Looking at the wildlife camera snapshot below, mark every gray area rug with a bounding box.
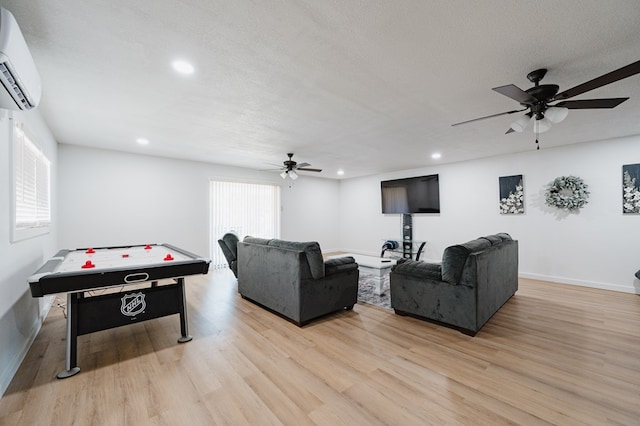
[358,275,391,310]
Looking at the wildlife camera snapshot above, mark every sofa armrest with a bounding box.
[391,259,442,281]
[325,256,358,276]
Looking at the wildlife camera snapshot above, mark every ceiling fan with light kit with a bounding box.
[452,60,640,149]
[264,153,322,180]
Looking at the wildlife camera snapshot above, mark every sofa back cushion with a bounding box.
[441,238,491,284]
[243,236,271,246]
[267,239,325,279]
[478,233,512,246]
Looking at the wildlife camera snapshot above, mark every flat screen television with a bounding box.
[381,174,440,214]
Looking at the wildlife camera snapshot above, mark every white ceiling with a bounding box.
[4,0,640,178]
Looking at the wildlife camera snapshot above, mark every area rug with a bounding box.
[358,275,391,310]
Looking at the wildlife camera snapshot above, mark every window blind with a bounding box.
[14,125,51,230]
[210,180,280,268]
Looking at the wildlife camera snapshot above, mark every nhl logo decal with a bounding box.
[121,292,146,317]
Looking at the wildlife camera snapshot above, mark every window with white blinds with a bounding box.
[12,123,51,241]
[210,180,280,268]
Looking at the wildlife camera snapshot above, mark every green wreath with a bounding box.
[545,176,590,211]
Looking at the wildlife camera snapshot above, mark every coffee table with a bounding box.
[329,254,396,295]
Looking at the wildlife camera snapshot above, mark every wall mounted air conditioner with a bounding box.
[0,7,41,110]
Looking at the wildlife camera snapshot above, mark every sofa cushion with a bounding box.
[267,239,325,279]
[243,236,271,245]
[392,260,442,281]
[441,238,491,284]
[325,256,358,275]
[463,239,493,252]
[480,234,502,245]
[479,233,512,246]
[495,232,512,241]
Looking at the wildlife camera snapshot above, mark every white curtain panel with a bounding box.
[210,180,280,268]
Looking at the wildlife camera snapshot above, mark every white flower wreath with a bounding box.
[544,175,590,211]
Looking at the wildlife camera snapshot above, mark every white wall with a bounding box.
[58,145,341,257]
[338,136,640,294]
[0,109,58,396]
[280,177,340,251]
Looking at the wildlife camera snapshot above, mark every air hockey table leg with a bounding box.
[57,292,80,379]
[176,277,193,343]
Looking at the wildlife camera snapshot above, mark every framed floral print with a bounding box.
[499,175,524,215]
[623,164,640,214]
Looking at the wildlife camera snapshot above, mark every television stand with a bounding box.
[381,239,426,261]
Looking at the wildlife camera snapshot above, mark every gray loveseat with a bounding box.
[237,237,359,326]
[390,233,518,335]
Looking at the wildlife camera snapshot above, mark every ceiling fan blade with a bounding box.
[554,98,629,109]
[296,162,311,168]
[297,168,322,172]
[451,108,527,126]
[260,168,284,172]
[492,84,538,105]
[555,60,640,100]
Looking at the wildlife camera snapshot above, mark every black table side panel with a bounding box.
[75,284,183,335]
[30,260,210,297]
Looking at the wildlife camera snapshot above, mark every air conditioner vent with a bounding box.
[0,62,32,109]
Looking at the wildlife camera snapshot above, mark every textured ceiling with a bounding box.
[4,0,640,178]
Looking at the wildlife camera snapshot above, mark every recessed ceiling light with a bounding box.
[337,169,345,176]
[172,60,194,75]
[431,153,441,159]
[136,138,149,145]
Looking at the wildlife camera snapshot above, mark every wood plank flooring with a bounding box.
[1,271,639,425]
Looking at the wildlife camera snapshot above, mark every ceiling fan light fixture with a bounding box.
[510,114,531,132]
[533,116,552,133]
[545,106,569,124]
[280,171,287,179]
[289,170,298,180]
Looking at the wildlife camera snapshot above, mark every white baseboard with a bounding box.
[519,272,639,294]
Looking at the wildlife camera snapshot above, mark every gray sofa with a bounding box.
[237,237,359,326]
[390,233,518,335]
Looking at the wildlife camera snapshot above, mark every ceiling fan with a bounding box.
[452,59,640,148]
[266,153,322,180]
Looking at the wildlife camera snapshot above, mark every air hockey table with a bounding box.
[28,243,210,379]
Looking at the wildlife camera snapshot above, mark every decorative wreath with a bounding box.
[544,175,590,211]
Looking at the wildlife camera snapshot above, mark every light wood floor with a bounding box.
[1,271,639,425]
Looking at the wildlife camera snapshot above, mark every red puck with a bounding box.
[144,244,152,250]
[86,248,95,254]
[164,254,174,261]
[122,254,129,258]
[81,260,95,269]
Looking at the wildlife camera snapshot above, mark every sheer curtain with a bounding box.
[210,180,281,268]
